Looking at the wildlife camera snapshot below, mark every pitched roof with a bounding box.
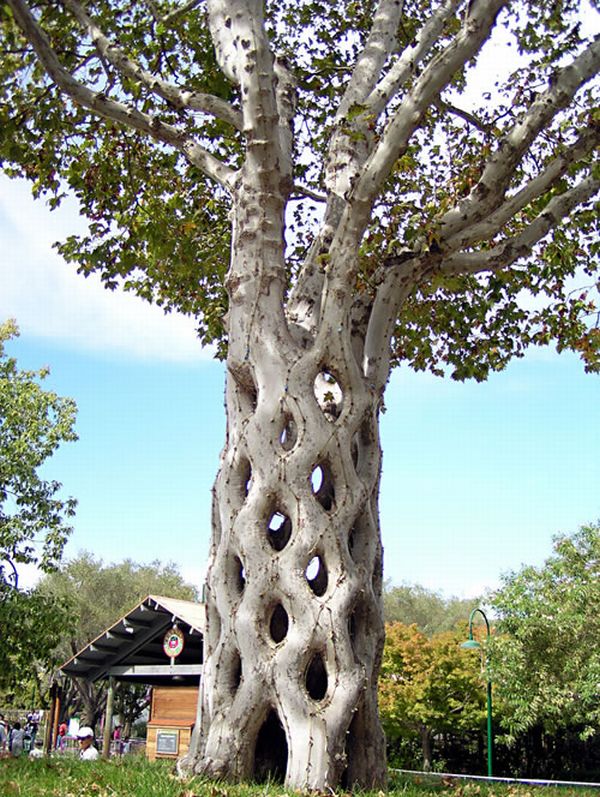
[60,594,205,685]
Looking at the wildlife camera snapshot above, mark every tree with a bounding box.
[36,552,199,727]
[383,581,479,635]
[379,622,485,771]
[0,319,77,690]
[490,522,600,744]
[1,0,598,788]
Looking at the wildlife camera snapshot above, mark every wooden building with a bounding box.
[58,595,204,760]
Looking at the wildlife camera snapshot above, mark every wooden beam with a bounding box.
[90,615,173,682]
[107,664,203,677]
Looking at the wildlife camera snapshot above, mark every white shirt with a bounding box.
[80,745,100,760]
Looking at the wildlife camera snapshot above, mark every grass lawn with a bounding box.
[0,757,597,797]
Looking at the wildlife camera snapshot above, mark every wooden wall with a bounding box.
[151,686,198,723]
[146,685,198,761]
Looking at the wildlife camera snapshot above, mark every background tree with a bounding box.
[0,319,77,692]
[383,581,479,634]
[490,522,600,765]
[36,552,199,728]
[379,622,485,771]
[1,0,598,787]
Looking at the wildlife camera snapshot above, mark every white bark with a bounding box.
[440,175,600,276]
[6,0,236,189]
[193,266,387,787]
[437,36,600,243]
[61,0,243,129]
[353,0,509,209]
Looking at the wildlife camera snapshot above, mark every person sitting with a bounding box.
[29,739,44,759]
[76,727,99,761]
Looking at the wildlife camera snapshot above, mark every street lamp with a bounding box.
[461,607,493,777]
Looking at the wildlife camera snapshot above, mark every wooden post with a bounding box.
[102,678,115,759]
[52,688,62,751]
[43,683,58,755]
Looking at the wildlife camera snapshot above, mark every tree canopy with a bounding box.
[383,581,480,634]
[38,551,200,660]
[490,521,600,743]
[0,319,77,591]
[0,319,77,690]
[1,0,598,375]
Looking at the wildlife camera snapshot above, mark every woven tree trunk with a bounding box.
[184,164,388,789]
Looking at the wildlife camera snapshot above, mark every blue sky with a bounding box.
[1,173,599,600]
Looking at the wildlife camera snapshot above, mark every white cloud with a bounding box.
[0,175,215,362]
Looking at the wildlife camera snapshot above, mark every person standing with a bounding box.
[9,722,25,757]
[0,715,7,752]
[56,720,67,751]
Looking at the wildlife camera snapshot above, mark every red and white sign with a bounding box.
[163,627,185,659]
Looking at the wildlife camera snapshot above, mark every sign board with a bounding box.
[156,729,179,755]
[163,627,185,659]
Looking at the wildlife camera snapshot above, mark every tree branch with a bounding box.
[362,261,419,386]
[6,0,236,189]
[438,35,600,241]
[434,95,491,134]
[161,0,203,25]
[323,0,406,201]
[339,0,406,113]
[206,0,292,187]
[445,124,600,250]
[440,175,600,276]
[354,0,508,208]
[60,0,242,130]
[364,0,463,117]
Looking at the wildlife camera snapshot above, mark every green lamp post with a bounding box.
[461,607,493,777]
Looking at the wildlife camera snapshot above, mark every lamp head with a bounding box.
[461,638,482,650]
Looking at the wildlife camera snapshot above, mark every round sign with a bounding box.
[163,627,185,659]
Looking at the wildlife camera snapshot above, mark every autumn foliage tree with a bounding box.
[1,0,598,788]
[379,622,485,770]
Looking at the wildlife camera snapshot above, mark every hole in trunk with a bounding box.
[311,462,335,511]
[280,415,297,451]
[354,414,376,476]
[269,603,289,643]
[348,599,368,659]
[228,554,245,595]
[305,555,328,597]
[348,514,369,564]
[351,435,359,469]
[267,511,292,551]
[240,458,252,497]
[245,382,258,412]
[228,649,242,694]
[372,549,383,595]
[348,610,356,648]
[254,709,288,783]
[311,465,323,493]
[314,370,343,421]
[305,652,328,701]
